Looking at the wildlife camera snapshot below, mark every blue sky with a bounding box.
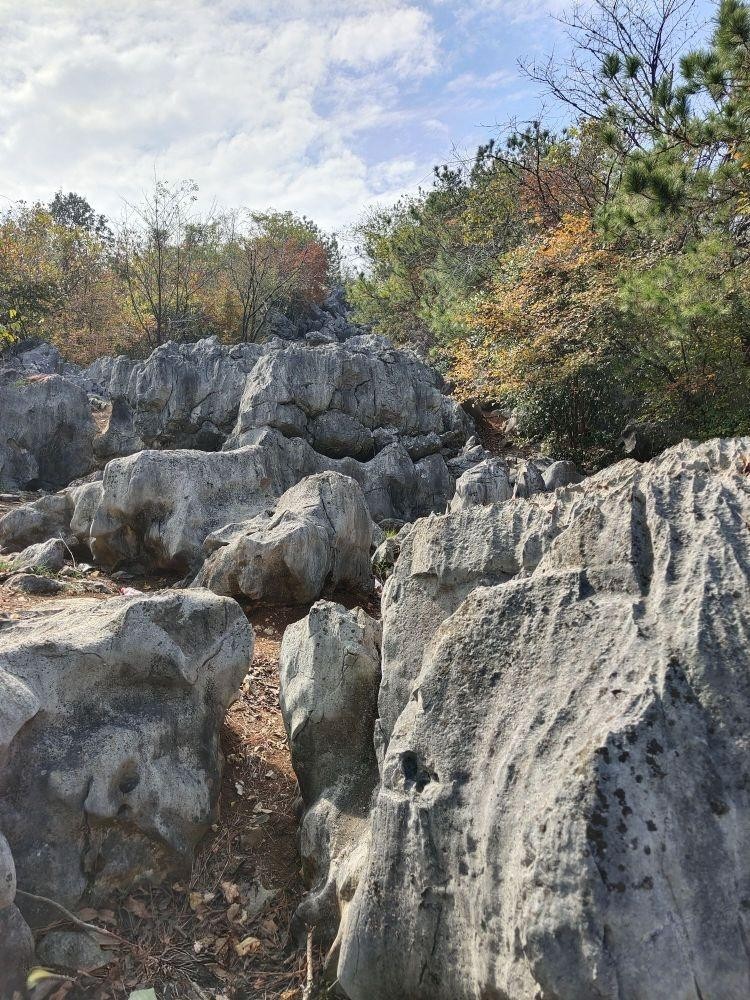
[0,0,716,234]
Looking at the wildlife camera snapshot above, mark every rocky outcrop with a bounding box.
[279,602,381,955]
[194,472,374,603]
[226,336,472,462]
[0,373,95,490]
[0,478,104,554]
[278,437,750,1000]
[90,338,271,459]
[449,456,512,511]
[87,429,456,572]
[0,492,76,552]
[543,458,582,490]
[88,434,315,571]
[0,590,252,924]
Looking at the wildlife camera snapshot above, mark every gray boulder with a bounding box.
[449,457,512,511]
[69,480,104,546]
[0,479,104,554]
[194,472,374,604]
[227,336,472,462]
[2,538,66,575]
[3,574,68,595]
[543,459,583,490]
[89,435,316,571]
[511,458,546,498]
[0,491,77,551]
[0,374,95,490]
[323,436,750,1000]
[88,431,455,572]
[280,602,381,955]
[0,834,33,998]
[90,338,271,458]
[0,590,251,923]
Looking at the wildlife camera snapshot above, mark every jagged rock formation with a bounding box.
[449,456,512,511]
[543,458,583,490]
[0,590,252,924]
[194,472,374,603]
[89,338,271,458]
[226,335,472,462]
[279,602,381,954]
[0,477,103,553]
[0,538,66,574]
[85,428,455,572]
[0,373,95,490]
[282,437,750,1000]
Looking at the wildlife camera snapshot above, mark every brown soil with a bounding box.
[473,407,535,461]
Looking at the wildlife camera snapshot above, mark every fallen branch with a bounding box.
[16,889,128,945]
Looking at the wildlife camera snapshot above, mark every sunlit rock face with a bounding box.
[0,589,252,925]
[309,437,750,1000]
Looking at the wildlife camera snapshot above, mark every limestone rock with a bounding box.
[89,435,315,571]
[280,602,381,953]
[543,459,582,490]
[3,574,68,595]
[0,374,94,490]
[88,431,454,572]
[3,538,66,574]
[0,905,34,997]
[0,832,15,909]
[0,589,252,923]
[36,930,112,972]
[0,833,33,998]
[449,457,512,511]
[227,336,472,461]
[90,338,271,458]
[0,492,76,551]
[335,436,750,1000]
[194,472,374,604]
[511,458,546,497]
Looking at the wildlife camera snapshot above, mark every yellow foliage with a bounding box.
[450,214,621,400]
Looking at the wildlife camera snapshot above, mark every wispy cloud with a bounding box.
[0,0,574,229]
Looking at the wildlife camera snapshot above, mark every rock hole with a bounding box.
[119,770,140,795]
[401,751,436,792]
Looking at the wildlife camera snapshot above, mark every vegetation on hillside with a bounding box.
[0,183,340,363]
[350,0,750,464]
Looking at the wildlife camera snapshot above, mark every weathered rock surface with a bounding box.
[0,479,104,554]
[0,833,34,997]
[194,472,374,604]
[0,590,252,923]
[227,336,472,462]
[290,436,750,1000]
[0,492,77,551]
[0,374,95,490]
[36,930,112,972]
[280,602,381,954]
[90,337,271,458]
[3,573,68,595]
[2,538,66,574]
[88,430,455,572]
[449,456,512,511]
[543,458,582,490]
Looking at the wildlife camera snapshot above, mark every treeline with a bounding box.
[0,182,340,363]
[349,0,750,465]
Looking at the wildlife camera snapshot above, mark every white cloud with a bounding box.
[0,0,439,230]
[445,68,518,93]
